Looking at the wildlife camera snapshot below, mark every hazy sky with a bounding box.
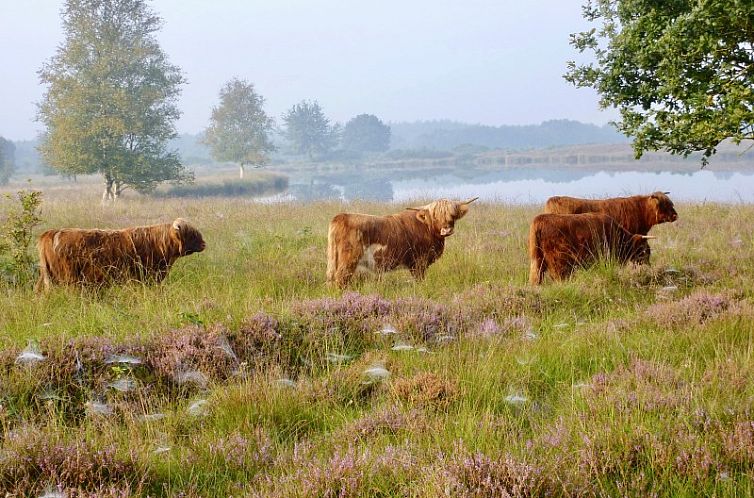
[0,0,615,141]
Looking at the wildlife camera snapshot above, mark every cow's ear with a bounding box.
[456,204,470,219]
[414,209,429,224]
[172,218,184,231]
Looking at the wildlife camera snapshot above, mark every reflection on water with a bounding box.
[276,166,754,204]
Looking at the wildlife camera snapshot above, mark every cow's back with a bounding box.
[544,196,601,215]
[545,195,652,235]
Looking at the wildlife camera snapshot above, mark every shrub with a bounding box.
[0,188,42,285]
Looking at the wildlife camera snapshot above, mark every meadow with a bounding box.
[1,183,753,497]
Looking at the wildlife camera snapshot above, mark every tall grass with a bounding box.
[1,187,753,496]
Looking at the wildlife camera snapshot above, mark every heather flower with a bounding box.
[145,324,238,385]
[436,444,550,497]
[233,313,281,360]
[586,359,689,413]
[253,443,420,497]
[470,316,534,340]
[206,428,274,471]
[472,318,502,338]
[0,426,147,496]
[722,421,754,465]
[392,297,452,341]
[645,291,748,328]
[293,292,392,337]
[341,406,426,440]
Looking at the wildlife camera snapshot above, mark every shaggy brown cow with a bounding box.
[326,198,478,288]
[528,213,653,285]
[543,192,678,235]
[36,218,205,291]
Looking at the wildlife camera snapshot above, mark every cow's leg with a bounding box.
[34,274,50,293]
[335,260,358,288]
[410,265,427,281]
[331,243,361,289]
[548,260,568,282]
[35,251,52,294]
[528,256,545,285]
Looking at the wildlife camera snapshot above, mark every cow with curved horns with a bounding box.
[36,218,205,291]
[528,212,654,285]
[544,191,678,236]
[326,197,478,288]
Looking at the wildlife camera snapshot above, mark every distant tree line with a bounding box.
[389,120,628,151]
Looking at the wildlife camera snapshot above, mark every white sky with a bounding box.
[0,0,615,141]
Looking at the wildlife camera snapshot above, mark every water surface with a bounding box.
[273,166,754,204]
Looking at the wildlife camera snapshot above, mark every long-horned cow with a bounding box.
[326,198,478,288]
[528,212,654,285]
[544,192,678,236]
[36,218,205,291]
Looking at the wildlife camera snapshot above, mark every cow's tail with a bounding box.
[326,220,338,285]
[528,219,545,285]
[35,232,53,293]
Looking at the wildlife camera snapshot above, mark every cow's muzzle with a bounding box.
[440,227,454,237]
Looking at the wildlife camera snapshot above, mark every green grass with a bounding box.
[1,191,754,496]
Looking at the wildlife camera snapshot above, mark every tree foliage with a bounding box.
[341,114,391,153]
[0,189,43,286]
[566,0,754,164]
[37,0,191,199]
[203,78,275,178]
[0,137,15,185]
[282,100,339,159]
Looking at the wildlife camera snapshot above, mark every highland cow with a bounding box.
[36,218,205,291]
[326,198,478,288]
[528,212,653,285]
[544,191,678,235]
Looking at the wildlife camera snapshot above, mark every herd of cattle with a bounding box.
[34,192,678,291]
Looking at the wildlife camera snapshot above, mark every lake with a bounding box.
[269,166,754,204]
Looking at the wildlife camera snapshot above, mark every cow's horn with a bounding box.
[640,235,657,239]
[462,197,479,205]
[663,191,670,195]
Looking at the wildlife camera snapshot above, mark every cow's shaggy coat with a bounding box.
[528,212,652,285]
[36,218,205,291]
[544,191,678,235]
[326,198,476,288]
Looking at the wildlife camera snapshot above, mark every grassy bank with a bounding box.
[1,194,753,496]
[154,171,289,198]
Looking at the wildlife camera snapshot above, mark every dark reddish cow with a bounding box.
[544,192,678,235]
[326,198,478,288]
[36,218,205,291]
[528,212,653,285]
